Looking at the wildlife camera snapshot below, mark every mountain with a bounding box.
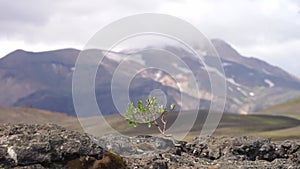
[211,39,300,113]
[0,49,78,114]
[1,39,300,116]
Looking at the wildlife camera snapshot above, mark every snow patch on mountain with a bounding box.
[237,87,248,96]
[154,71,162,81]
[227,78,240,86]
[222,62,232,67]
[264,79,275,88]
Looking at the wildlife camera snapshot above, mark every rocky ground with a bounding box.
[0,124,299,169]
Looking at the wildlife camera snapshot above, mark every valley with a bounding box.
[1,105,299,141]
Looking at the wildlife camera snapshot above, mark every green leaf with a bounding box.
[158,105,166,114]
[129,121,137,127]
[170,104,176,110]
[125,114,130,121]
[147,122,152,128]
[137,100,146,112]
[125,97,177,133]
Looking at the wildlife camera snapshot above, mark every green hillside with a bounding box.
[258,97,300,120]
[0,107,83,132]
[78,110,300,141]
[1,107,299,141]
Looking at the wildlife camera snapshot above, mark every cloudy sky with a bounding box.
[1,0,299,77]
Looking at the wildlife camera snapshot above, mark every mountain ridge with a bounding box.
[1,39,300,115]
[211,39,300,83]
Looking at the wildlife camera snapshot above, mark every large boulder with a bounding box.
[96,134,175,157]
[0,124,126,169]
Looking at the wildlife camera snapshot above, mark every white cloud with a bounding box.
[0,0,299,77]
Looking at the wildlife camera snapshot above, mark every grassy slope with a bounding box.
[1,107,299,141]
[252,97,300,140]
[258,97,300,120]
[0,106,83,132]
[78,110,300,141]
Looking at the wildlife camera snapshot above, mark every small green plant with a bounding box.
[125,97,176,137]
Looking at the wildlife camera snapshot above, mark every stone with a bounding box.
[0,124,126,168]
[122,136,300,169]
[1,124,299,169]
[96,134,175,158]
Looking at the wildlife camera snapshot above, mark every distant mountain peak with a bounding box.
[211,39,243,61]
[211,38,229,45]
